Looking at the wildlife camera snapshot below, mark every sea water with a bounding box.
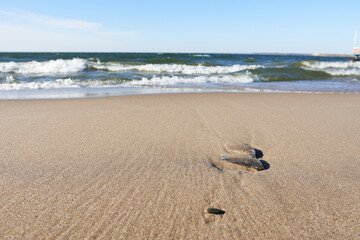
[0,52,359,99]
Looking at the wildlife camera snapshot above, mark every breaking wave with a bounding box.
[297,60,360,69]
[5,76,16,83]
[323,69,360,76]
[0,78,81,90]
[91,62,262,74]
[0,73,255,90]
[1,54,360,95]
[125,72,255,86]
[294,60,360,76]
[0,58,262,75]
[0,59,87,74]
[193,54,211,57]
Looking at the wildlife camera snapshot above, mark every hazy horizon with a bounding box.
[0,51,353,56]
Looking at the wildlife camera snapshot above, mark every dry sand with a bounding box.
[0,93,359,239]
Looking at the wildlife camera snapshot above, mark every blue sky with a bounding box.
[0,0,359,53]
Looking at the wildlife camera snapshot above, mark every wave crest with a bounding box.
[193,54,210,57]
[0,58,262,75]
[294,60,360,76]
[0,78,80,90]
[92,63,262,74]
[297,60,360,69]
[323,69,360,76]
[125,72,255,86]
[0,58,87,74]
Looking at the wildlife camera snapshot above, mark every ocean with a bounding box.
[1,52,359,99]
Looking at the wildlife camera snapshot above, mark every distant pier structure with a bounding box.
[353,31,360,61]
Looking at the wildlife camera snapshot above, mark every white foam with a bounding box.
[324,69,360,76]
[301,61,360,69]
[0,58,87,74]
[0,78,80,90]
[5,76,16,83]
[193,54,211,57]
[125,72,255,86]
[0,58,262,76]
[92,62,262,74]
[300,60,360,76]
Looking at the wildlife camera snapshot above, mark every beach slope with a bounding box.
[0,93,359,239]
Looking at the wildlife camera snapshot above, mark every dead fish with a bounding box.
[207,208,225,215]
[221,155,264,171]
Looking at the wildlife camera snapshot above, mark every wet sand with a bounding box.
[0,93,359,239]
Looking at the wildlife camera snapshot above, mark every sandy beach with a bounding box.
[0,92,359,239]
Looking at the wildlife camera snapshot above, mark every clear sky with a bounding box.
[0,0,359,53]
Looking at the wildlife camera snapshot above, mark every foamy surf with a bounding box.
[126,72,255,86]
[5,76,16,83]
[323,69,360,76]
[296,60,360,76]
[0,73,255,90]
[1,52,360,99]
[0,58,87,74]
[300,60,360,69]
[0,78,80,90]
[193,54,211,57]
[91,62,263,74]
[0,58,262,75]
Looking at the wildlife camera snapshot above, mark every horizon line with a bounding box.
[0,51,354,56]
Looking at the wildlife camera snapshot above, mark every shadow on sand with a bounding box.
[254,148,270,171]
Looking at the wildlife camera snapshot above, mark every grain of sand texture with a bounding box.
[0,93,359,239]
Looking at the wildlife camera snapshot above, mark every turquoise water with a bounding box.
[0,52,359,99]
